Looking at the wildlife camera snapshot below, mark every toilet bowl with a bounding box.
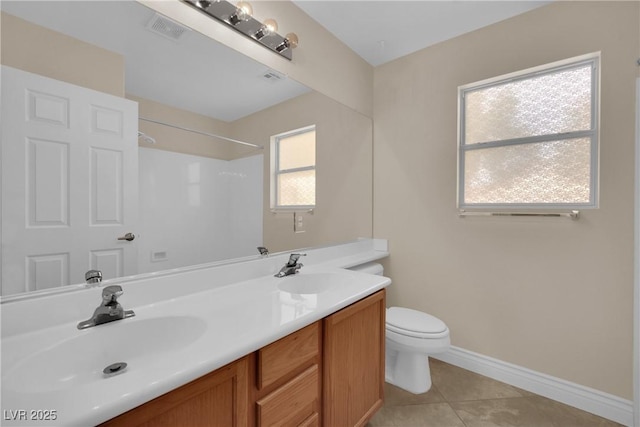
[385,307,450,394]
[348,262,450,395]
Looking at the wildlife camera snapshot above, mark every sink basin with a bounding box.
[2,316,207,394]
[277,272,349,294]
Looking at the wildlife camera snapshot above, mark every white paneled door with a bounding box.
[1,66,138,296]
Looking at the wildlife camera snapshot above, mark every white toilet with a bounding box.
[385,306,450,394]
[349,262,450,394]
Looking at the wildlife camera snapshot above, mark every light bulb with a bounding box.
[237,2,253,18]
[254,19,278,40]
[285,33,298,49]
[229,1,253,25]
[263,19,278,36]
[276,32,299,52]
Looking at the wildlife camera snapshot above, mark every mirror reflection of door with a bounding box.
[1,66,139,296]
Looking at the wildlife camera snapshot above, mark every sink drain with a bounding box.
[103,362,127,377]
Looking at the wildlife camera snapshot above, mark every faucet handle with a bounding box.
[287,253,306,266]
[102,285,123,303]
[85,269,102,284]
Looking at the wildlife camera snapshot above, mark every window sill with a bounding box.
[458,209,580,220]
[270,207,315,214]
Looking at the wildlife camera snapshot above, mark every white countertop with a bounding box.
[1,239,390,426]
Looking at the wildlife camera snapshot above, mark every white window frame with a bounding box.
[270,125,316,211]
[457,53,600,210]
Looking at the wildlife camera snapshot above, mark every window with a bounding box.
[271,125,316,209]
[458,53,599,209]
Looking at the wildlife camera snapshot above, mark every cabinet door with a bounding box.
[100,357,249,427]
[323,290,385,427]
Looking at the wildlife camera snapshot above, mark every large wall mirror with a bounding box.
[0,1,373,299]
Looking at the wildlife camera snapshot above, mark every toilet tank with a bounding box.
[348,262,383,276]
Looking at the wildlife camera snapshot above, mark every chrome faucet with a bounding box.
[275,253,306,278]
[257,246,269,256]
[77,285,135,330]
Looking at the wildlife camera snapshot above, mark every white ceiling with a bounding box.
[2,1,551,121]
[294,1,551,66]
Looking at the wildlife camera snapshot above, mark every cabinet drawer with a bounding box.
[258,322,319,390]
[257,365,319,427]
[299,413,319,427]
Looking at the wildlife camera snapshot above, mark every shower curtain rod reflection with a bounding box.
[138,117,264,149]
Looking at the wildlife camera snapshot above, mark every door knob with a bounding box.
[117,232,135,241]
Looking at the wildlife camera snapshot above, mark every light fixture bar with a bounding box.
[183,0,296,61]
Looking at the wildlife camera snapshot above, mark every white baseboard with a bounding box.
[432,346,634,426]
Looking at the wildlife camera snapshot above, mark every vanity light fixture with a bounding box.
[195,0,215,8]
[276,33,298,53]
[254,19,277,40]
[184,0,298,60]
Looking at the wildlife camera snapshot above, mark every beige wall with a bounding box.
[1,12,124,97]
[373,1,639,399]
[138,0,374,117]
[232,91,373,252]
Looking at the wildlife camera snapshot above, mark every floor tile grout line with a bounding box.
[447,402,470,427]
[443,395,538,405]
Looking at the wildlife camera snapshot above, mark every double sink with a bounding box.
[1,268,388,426]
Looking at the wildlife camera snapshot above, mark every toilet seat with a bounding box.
[386,307,448,339]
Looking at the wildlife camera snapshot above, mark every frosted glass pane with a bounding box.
[464,138,591,204]
[278,170,315,206]
[465,65,592,144]
[279,130,315,170]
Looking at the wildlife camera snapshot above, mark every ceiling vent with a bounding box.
[261,69,285,83]
[145,13,190,42]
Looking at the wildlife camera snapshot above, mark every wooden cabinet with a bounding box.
[100,357,249,427]
[323,290,386,427]
[257,322,320,390]
[253,322,322,427]
[102,290,385,427]
[256,365,319,426]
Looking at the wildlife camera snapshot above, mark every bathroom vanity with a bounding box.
[101,290,385,427]
[1,239,390,427]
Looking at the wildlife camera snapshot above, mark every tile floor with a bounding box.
[368,359,623,427]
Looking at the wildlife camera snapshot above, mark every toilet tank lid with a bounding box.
[387,307,447,334]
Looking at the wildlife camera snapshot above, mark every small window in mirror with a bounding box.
[271,125,316,210]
